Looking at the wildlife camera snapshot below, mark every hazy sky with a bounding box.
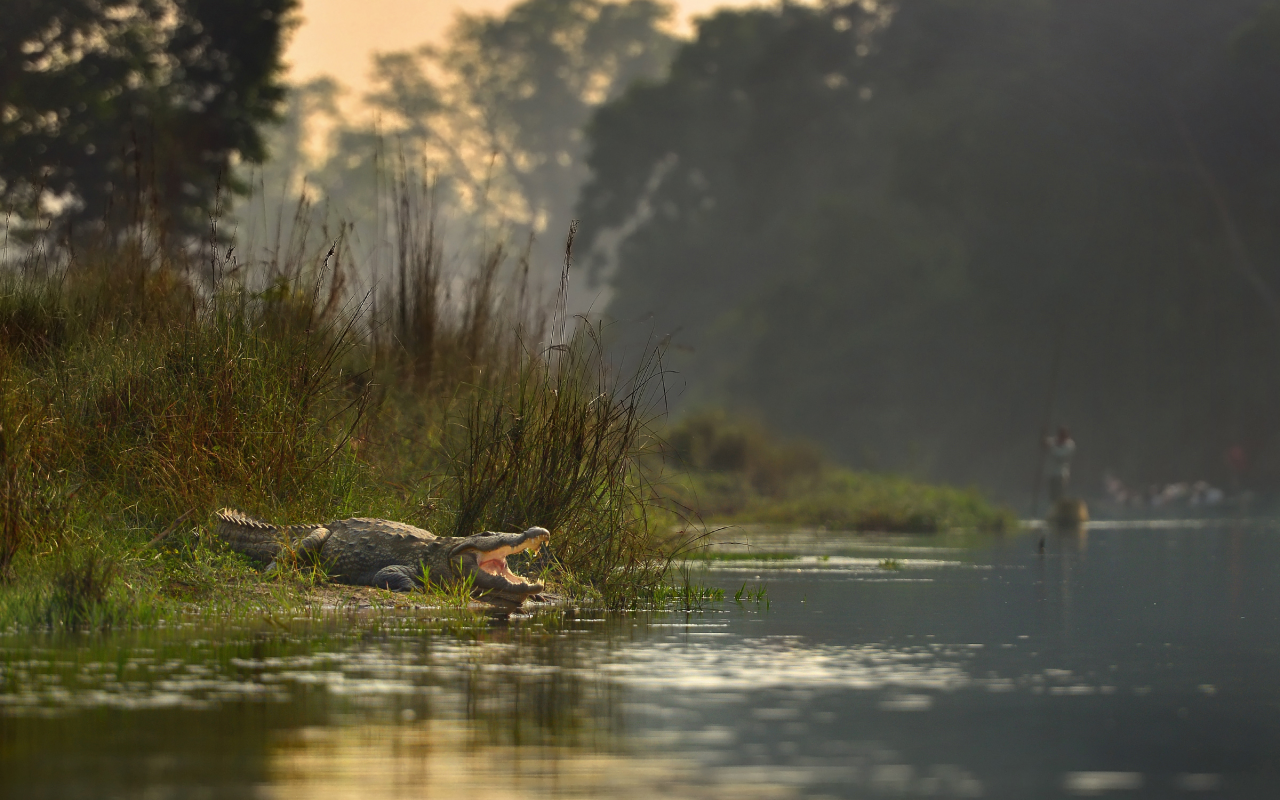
[286,0,766,95]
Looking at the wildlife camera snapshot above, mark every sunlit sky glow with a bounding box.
[285,0,771,98]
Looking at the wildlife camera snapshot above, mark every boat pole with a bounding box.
[1030,323,1066,519]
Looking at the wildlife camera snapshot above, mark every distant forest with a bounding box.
[578,0,1280,502]
[7,0,1280,503]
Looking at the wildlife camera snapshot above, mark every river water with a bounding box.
[2,523,1277,798]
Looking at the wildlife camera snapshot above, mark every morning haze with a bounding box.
[285,0,757,101]
[3,2,1279,795]
[296,0,1280,505]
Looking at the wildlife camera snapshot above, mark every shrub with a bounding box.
[443,320,676,604]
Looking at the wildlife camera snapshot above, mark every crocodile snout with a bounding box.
[452,527,551,600]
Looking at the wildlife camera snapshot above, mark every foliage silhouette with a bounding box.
[579,0,1280,499]
[2,0,295,240]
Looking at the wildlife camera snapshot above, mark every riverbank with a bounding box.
[0,210,684,629]
[658,411,1014,533]
[0,229,1008,631]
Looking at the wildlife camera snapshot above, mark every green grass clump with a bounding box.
[439,321,678,605]
[0,254,370,628]
[415,567,482,609]
[733,582,769,604]
[648,567,725,610]
[24,554,164,629]
[661,410,1013,533]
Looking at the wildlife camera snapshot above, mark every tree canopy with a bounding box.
[578,0,1280,498]
[1,0,296,240]
[245,0,677,300]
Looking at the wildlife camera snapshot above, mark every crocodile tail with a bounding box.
[214,508,287,562]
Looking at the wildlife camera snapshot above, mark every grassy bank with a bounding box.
[660,411,1013,533]
[0,196,682,629]
[0,206,1008,630]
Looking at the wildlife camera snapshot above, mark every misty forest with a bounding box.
[7,1,1280,796]
[583,0,1280,502]
[9,0,1280,507]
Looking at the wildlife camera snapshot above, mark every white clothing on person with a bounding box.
[1044,437,1075,478]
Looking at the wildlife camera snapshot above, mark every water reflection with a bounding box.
[267,722,775,800]
[3,524,1280,798]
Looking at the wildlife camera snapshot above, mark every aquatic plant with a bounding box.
[645,563,727,611]
[649,580,725,611]
[733,582,768,604]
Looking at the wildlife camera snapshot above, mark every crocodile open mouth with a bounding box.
[454,527,550,598]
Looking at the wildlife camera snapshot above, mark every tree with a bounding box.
[1,0,296,241]
[244,0,678,307]
[578,0,1280,497]
[440,0,678,235]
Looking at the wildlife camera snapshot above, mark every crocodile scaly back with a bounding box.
[213,508,315,563]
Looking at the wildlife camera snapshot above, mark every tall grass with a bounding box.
[0,167,1011,629]
[357,171,689,604]
[443,320,675,604]
[0,172,685,622]
[0,384,64,583]
[4,228,369,522]
[374,169,547,390]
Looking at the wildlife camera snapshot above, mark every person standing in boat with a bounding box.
[1044,426,1076,503]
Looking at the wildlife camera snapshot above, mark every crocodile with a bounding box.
[213,509,550,606]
